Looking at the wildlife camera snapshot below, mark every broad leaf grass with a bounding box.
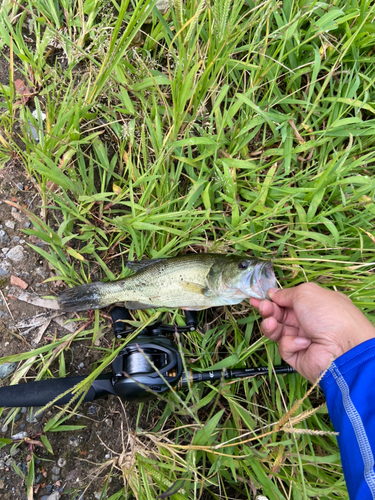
[0,0,375,498]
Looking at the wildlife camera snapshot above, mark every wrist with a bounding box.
[339,325,375,357]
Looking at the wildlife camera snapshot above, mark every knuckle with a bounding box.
[281,307,289,324]
[336,291,352,303]
[300,282,319,291]
[296,282,319,296]
[278,343,286,359]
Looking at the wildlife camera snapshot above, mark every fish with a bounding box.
[57,253,276,312]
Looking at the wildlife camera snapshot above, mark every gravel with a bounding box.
[11,431,28,440]
[0,263,10,276]
[40,492,61,500]
[26,407,44,423]
[6,245,24,263]
[0,362,17,378]
[51,466,61,476]
[0,230,9,245]
[88,405,97,415]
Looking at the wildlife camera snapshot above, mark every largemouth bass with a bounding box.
[58,254,276,312]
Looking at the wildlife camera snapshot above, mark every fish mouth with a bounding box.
[250,261,277,300]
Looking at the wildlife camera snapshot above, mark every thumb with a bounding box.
[268,287,298,308]
[278,336,311,363]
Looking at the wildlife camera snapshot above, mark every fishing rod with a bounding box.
[0,307,295,407]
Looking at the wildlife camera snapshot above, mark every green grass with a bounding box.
[1,0,375,497]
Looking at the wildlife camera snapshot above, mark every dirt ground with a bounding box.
[0,58,158,500]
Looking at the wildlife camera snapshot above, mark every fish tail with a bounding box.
[58,281,123,312]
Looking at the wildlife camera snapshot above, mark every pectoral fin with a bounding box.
[180,281,213,297]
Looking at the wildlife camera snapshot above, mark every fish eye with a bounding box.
[238,261,249,270]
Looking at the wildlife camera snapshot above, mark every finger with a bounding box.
[267,287,297,308]
[278,335,311,363]
[250,298,262,309]
[268,282,323,308]
[257,300,299,328]
[260,317,299,343]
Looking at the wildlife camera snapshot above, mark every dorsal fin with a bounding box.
[126,258,167,273]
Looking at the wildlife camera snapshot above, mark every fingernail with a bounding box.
[268,288,279,296]
[294,337,311,348]
[263,318,271,330]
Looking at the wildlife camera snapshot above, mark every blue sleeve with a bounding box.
[320,338,375,499]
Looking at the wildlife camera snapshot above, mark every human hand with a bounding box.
[250,283,375,383]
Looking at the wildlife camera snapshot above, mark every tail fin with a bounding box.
[58,282,120,312]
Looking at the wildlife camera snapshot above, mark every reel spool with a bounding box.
[111,337,183,402]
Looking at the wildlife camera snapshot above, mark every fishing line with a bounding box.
[124,350,155,376]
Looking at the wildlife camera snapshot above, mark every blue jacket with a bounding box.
[321,338,375,499]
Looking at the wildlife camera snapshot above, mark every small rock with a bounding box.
[16,183,24,190]
[104,418,112,428]
[46,491,61,500]
[0,230,9,245]
[0,460,4,469]
[6,246,24,263]
[35,267,48,279]
[51,474,60,482]
[1,247,9,254]
[26,407,43,423]
[51,466,60,476]
[0,363,17,379]
[57,458,66,467]
[0,478,4,488]
[69,437,79,447]
[0,264,10,276]
[5,221,15,230]
[11,211,23,223]
[12,236,20,243]
[21,407,27,413]
[16,461,28,474]
[11,431,28,440]
[1,425,8,433]
[10,275,28,290]
[25,222,31,228]
[88,406,97,415]
[46,484,53,493]
[77,362,84,370]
